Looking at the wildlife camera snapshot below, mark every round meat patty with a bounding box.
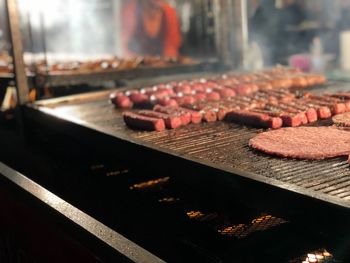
[249,126,350,159]
[332,112,350,127]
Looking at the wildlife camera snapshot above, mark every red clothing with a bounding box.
[121,1,182,57]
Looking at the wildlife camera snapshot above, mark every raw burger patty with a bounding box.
[249,126,350,159]
[333,112,350,127]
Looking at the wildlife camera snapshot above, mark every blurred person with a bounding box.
[121,0,182,58]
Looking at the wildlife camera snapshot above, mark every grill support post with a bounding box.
[5,0,29,105]
[213,0,249,69]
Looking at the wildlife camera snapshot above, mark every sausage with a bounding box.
[252,108,300,128]
[182,95,197,105]
[158,98,178,107]
[217,87,236,98]
[141,86,158,95]
[191,83,206,92]
[111,94,133,109]
[290,76,308,89]
[138,110,182,129]
[174,84,192,94]
[193,92,207,101]
[154,105,203,124]
[307,98,346,115]
[216,106,237,121]
[129,93,150,105]
[206,92,221,101]
[150,90,172,100]
[299,100,332,119]
[270,79,292,89]
[263,105,303,127]
[305,95,349,114]
[225,109,282,129]
[233,84,254,95]
[201,108,218,122]
[174,96,198,106]
[283,102,318,123]
[123,111,165,131]
[179,107,203,124]
[156,86,175,96]
[203,81,218,89]
[153,105,191,125]
[266,103,308,125]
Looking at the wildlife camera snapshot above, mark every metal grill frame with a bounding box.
[23,81,350,215]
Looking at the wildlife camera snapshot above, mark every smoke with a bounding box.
[18,0,120,63]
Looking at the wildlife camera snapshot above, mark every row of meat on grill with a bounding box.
[110,67,326,110]
[118,89,350,132]
[109,67,329,131]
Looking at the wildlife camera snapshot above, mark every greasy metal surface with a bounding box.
[0,162,165,263]
[31,81,350,209]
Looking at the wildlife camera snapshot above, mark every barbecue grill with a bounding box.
[3,0,350,261]
[6,103,350,262]
[23,80,350,215]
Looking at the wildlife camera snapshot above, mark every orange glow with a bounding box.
[301,249,333,263]
[129,176,170,190]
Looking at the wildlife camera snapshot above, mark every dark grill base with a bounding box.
[4,114,350,263]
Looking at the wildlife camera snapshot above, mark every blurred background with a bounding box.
[2,0,349,67]
[1,0,350,105]
[1,0,350,71]
[2,2,350,262]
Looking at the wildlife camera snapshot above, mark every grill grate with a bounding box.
[137,121,350,202]
[33,81,350,209]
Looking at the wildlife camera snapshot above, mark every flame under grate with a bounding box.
[288,249,337,263]
[186,210,288,239]
[217,214,288,239]
[129,177,170,191]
